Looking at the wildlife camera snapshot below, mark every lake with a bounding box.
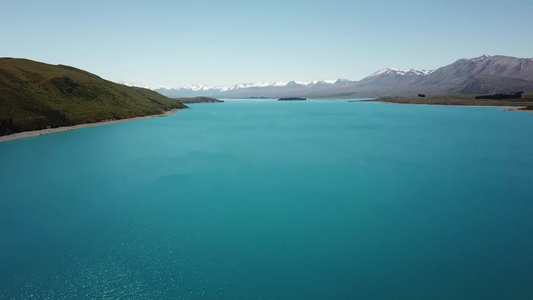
[1,99,533,299]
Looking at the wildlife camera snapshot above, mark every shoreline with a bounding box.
[504,108,533,113]
[364,100,532,111]
[0,108,188,143]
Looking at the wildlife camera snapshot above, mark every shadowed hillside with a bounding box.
[0,58,187,136]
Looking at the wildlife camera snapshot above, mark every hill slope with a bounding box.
[0,58,187,136]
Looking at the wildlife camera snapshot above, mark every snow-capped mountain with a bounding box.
[153,79,353,98]
[127,55,533,98]
[359,55,533,95]
[118,81,172,91]
[423,55,533,86]
[424,55,533,93]
[188,80,340,91]
[118,81,153,89]
[366,68,433,78]
[357,68,434,89]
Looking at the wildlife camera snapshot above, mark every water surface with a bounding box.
[1,100,533,299]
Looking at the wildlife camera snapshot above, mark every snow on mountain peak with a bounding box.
[469,54,492,61]
[118,81,152,89]
[283,79,339,86]
[367,68,432,78]
[182,83,216,91]
[175,79,342,91]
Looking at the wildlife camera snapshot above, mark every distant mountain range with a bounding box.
[148,55,533,98]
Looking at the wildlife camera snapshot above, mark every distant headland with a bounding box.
[278,97,306,101]
[356,93,533,111]
[173,97,223,103]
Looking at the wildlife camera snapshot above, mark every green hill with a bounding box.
[0,58,187,136]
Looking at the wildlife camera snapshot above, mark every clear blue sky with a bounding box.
[2,0,532,87]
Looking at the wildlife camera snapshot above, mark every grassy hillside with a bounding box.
[0,58,187,136]
[370,93,533,110]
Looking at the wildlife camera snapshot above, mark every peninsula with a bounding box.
[358,93,533,111]
[278,97,306,101]
[173,97,223,103]
[0,58,188,138]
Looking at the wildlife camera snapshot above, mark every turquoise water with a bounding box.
[1,100,533,299]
